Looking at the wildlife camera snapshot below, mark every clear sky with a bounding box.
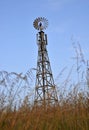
[0,0,89,80]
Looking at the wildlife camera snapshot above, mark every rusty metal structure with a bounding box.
[33,17,58,107]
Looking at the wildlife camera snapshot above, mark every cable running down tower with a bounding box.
[33,17,58,107]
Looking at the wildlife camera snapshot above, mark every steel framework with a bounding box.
[33,17,58,108]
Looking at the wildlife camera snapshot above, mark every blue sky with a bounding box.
[0,0,89,80]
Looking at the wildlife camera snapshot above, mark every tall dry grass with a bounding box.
[0,90,89,130]
[0,43,89,130]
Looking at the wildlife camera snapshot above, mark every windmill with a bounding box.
[33,17,58,108]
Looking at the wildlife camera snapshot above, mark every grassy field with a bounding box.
[0,43,89,130]
[0,90,89,130]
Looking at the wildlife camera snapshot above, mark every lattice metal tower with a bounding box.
[33,17,58,107]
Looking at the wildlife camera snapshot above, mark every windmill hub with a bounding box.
[33,17,48,31]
